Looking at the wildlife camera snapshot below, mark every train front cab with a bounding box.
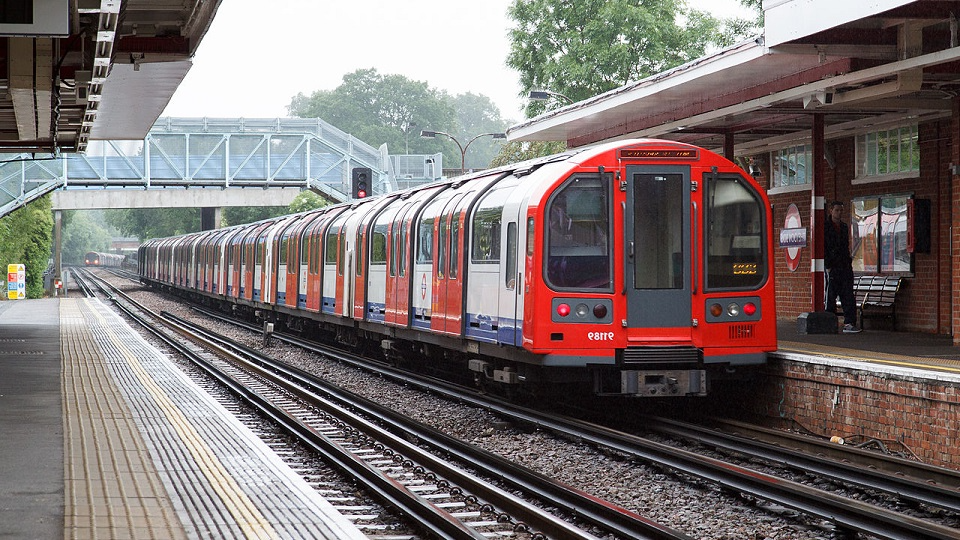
[532,143,776,398]
[621,149,773,396]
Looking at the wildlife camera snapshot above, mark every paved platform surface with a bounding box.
[777,319,960,378]
[0,298,366,540]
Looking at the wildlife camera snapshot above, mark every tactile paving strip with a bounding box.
[62,298,366,540]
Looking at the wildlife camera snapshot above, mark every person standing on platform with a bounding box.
[824,200,861,333]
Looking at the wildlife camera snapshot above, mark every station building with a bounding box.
[508,0,960,342]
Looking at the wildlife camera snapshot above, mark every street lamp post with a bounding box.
[420,130,506,175]
[528,89,574,106]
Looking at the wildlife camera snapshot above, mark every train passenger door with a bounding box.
[624,165,692,332]
[497,193,525,346]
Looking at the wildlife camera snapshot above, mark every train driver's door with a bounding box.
[624,165,692,333]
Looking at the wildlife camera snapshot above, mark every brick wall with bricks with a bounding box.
[747,360,960,469]
[762,117,954,335]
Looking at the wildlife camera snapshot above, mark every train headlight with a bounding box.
[557,303,571,317]
[593,303,607,319]
[709,303,723,317]
[726,303,741,317]
[575,303,590,318]
[743,302,757,316]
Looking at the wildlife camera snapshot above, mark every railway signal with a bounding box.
[351,167,371,199]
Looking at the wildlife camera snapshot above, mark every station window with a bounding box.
[851,195,911,274]
[855,125,919,179]
[770,145,812,188]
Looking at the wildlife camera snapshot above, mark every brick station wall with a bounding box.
[744,359,960,469]
[762,117,955,336]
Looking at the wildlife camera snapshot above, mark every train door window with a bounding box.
[325,227,338,267]
[450,215,460,279]
[356,228,364,276]
[418,217,434,264]
[438,216,448,278]
[371,223,387,267]
[635,173,682,289]
[339,228,346,276]
[505,222,517,289]
[704,175,766,290]
[400,219,409,276]
[301,231,310,268]
[545,176,611,289]
[389,224,397,277]
[310,232,320,274]
[527,217,535,256]
[279,237,289,266]
[472,208,501,263]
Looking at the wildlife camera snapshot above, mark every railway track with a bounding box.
[84,268,960,539]
[79,267,687,540]
[175,290,960,540]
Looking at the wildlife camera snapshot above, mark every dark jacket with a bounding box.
[824,219,852,270]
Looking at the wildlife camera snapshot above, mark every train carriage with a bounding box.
[140,139,776,398]
[84,251,125,268]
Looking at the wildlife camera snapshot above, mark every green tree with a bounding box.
[289,68,510,172]
[289,191,328,214]
[490,141,568,168]
[450,93,511,170]
[62,210,113,264]
[507,0,744,118]
[105,207,201,240]
[222,206,288,227]
[0,196,53,298]
[289,68,456,156]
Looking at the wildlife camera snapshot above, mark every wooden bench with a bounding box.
[839,275,903,330]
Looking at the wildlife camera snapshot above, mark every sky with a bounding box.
[162,0,756,124]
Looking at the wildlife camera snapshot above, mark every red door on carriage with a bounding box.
[433,194,467,335]
[386,186,442,327]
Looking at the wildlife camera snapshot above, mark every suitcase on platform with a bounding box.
[797,311,838,334]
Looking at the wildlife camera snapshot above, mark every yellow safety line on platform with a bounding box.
[84,299,279,540]
[778,341,960,374]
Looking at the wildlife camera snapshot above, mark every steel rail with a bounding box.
[643,416,960,513]
[165,311,690,540]
[81,273,494,540]
[186,306,960,540]
[156,311,604,540]
[709,417,960,488]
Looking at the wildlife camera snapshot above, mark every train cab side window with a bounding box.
[704,175,767,290]
[545,176,612,290]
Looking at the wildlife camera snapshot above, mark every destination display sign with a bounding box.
[619,149,699,160]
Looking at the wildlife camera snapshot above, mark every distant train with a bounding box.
[140,139,777,398]
[84,251,124,268]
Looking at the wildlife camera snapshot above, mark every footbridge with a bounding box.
[0,117,443,218]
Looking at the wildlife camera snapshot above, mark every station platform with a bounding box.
[0,298,366,540]
[776,319,960,375]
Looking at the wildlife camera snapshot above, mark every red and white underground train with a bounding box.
[139,139,777,398]
[85,251,125,268]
